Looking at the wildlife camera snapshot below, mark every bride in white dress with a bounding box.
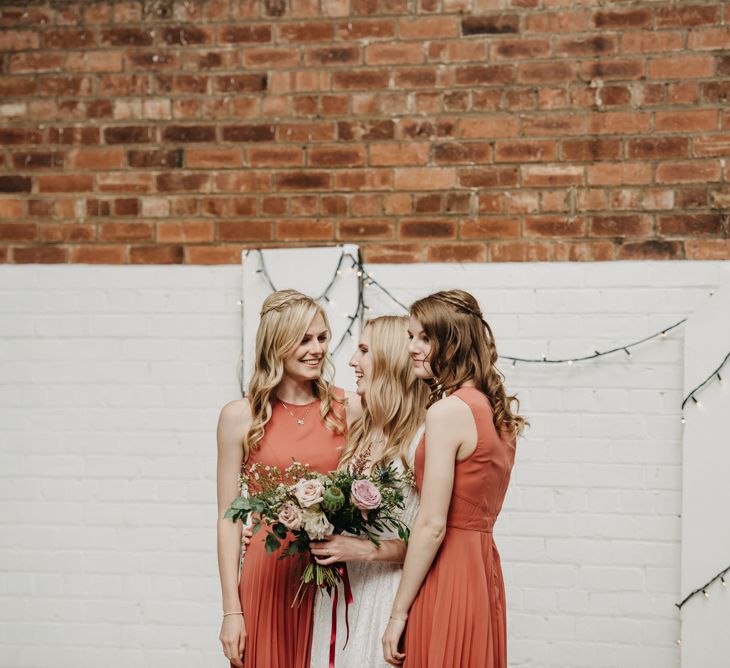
[309,315,428,668]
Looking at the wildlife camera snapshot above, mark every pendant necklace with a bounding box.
[279,399,314,426]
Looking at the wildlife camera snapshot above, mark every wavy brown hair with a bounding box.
[244,289,345,462]
[340,316,428,472]
[410,289,527,438]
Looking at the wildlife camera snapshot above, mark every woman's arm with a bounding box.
[216,400,250,668]
[382,397,472,664]
[310,534,406,564]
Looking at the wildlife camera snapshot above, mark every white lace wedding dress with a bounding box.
[310,426,424,668]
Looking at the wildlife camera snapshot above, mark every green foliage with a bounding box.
[264,533,281,554]
[272,522,288,540]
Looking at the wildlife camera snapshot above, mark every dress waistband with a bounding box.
[446,516,495,533]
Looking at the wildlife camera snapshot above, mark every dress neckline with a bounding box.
[276,396,320,407]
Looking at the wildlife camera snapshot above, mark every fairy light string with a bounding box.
[676,563,730,610]
[680,350,730,412]
[243,249,727,383]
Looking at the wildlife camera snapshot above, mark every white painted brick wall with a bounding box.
[1,261,729,668]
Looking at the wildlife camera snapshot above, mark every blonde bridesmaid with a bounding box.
[216,289,360,668]
[382,289,526,668]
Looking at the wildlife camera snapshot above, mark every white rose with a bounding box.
[302,509,334,540]
[294,478,325,508]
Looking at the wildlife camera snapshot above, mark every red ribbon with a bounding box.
[328,563,354,668]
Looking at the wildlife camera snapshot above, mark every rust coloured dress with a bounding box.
[235,392,345,668]
[403,386,516,668]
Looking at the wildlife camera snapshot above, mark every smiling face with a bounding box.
[407,315,433,379]
[282,311,329,383]
[349,325,373,396]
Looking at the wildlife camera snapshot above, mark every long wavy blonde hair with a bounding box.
[339,316,428,472]
[410,289,527,439]
[244,289,345,462]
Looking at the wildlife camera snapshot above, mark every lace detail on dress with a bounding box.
[310,425,425,668]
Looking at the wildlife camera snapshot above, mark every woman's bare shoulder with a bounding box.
[426,394,471,421]
[218,398,253,434]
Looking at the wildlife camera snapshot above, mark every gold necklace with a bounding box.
[278,399,315,426]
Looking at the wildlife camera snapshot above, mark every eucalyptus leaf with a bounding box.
[272,523,288,540]
[230,497,250,510]
[264,533,281,554]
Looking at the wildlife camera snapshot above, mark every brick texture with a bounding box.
[1,0,729,264]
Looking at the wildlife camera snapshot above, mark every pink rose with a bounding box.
[350,479,382,514]
[278,502,303,531]
[294,478,325,508]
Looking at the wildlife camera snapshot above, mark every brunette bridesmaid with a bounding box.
[216,289,360,668]
[382,289,526,668]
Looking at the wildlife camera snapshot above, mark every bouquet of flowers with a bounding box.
[225,460,413,601]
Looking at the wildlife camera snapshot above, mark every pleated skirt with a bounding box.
[403,528,507,668]
[235,533,314,668]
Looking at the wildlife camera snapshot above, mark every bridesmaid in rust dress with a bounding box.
[382,289,526,668]
[216,289,361,668]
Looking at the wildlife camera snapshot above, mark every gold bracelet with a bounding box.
[390,613,408,622]
[223,611,243,617]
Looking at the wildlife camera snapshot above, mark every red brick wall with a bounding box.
[1,0,729,264]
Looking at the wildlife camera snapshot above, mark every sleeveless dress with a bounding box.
[403,387,516,668]
[235,391,346,668]
[310,425,425,668]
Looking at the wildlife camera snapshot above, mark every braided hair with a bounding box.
[410,289,526,438]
